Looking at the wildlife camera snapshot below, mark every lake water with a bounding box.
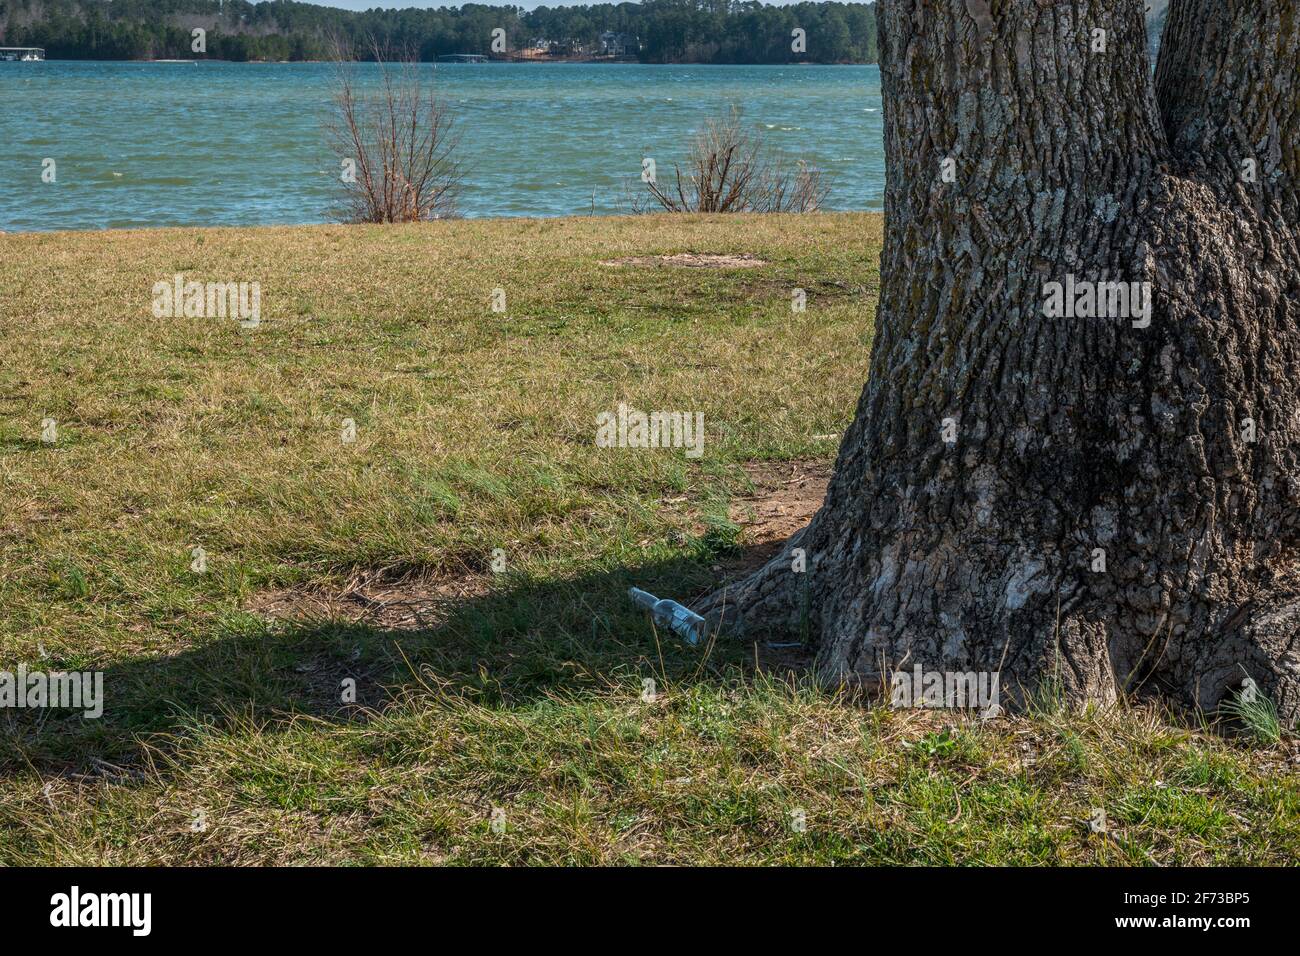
[0,61,883,232]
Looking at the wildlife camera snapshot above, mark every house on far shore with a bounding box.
[599,31,640,56]
[545,38,583,56]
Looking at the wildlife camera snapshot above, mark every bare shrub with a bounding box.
[326,40,460,223]
[635,107,828,214]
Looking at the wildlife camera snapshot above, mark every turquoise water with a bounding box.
[0,61,883,231]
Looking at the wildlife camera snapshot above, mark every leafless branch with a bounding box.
[324,36,461,224]
[633,106,828,214]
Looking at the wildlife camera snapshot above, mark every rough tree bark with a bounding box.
[697,0,1300,720]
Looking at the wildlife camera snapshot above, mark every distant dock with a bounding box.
[0,47,45,62]
[436,54,488,63]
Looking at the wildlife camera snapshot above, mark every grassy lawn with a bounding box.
[1,211,1297,865]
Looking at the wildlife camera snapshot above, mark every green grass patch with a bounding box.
[1,212,1295,864]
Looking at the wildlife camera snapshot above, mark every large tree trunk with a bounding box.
[698,0,1300,720]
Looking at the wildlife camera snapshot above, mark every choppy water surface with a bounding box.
[0,60,883,231]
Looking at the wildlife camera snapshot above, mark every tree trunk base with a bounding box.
[700,543,1300,724]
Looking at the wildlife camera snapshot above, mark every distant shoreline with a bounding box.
[0,210,881,240]
[15,57,873,66]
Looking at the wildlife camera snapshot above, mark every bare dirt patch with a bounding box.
[726,459,831,572]
[599,253,768,269]
[248,569,490,631]
[250,462,830,631]
[248,571,494,709]
[248,461,830,684]
[708,459,831,672]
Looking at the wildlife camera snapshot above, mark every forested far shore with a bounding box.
[0,0,879,64]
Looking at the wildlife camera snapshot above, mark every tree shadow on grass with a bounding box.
[1,542,807,776]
